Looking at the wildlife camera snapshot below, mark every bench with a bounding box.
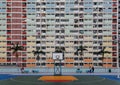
[32,70,39,73]
[86,69,94,73]
[76,69,82,73]
[24,70,29,73]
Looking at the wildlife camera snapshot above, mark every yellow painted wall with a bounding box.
[0,37,6,40]
[65,53,74,57]
[0,42,6,46]
[65,37,74,41]
[103,37,112,41]
[104,54,112,57]
[27,53,34,57]
[46,37,55,40]
[27,36,36,40]
[46,53,52,57]
[46,48,55,52]
[84,37,93,41]
[105,48,112,52]
[46,42,54,46]
[65,42,74,46]
[66,48,74,52]
[84,42,93,46]
[0,48,6,51]
[103,42,112,46]
[0,53,6,57]
[27,42,36,46]
[84,53,93,57]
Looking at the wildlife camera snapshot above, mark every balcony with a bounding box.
[22,3,26,7]
[22,32,26,34]
[112,32,117,34]
[7,15,11,18]
[112,54,117,56]
[7,10,11,12]
[7,59,11,62]
[7,21,11,23]
[22,15,26,18]
[7,38,11,41]
[7,32,11,34]
[22,60,26,62]
[113,9,117,12]
[113,16,117,18]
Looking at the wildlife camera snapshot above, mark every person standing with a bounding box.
[91,66,94,73]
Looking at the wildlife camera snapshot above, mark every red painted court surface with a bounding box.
[39,76,78,82]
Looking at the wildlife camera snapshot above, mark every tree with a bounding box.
[9,43,24,66]
[93,47,111,60]
[32,47,45,61]
[55,46,65,53]
[74,45,88,67]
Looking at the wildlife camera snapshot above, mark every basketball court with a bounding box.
[0,74,120,85]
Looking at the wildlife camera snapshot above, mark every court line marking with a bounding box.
[75,78,106,83]
[10,78,43,84]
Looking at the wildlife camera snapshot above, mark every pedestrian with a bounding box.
[89,66,92,73]
[21,67,24,73]
[91,66,94,73]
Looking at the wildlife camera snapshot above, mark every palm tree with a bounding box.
[93,47,111,72]
[93,47,111,61]
[9,43,24,66]
[55,46,65,53]
[74,44,88,67]
[32,47,45,61]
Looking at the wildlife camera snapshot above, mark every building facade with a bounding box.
[0,0,118,68]
[118,0,120,67]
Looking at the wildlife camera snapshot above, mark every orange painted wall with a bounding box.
[46,59,54,62]
[84,64,91,68]
[26,64,36,67]
[27,59,36,62]
[103,59,112,63]
[65,64,74,67]
[103,64,112,68]
[0,59,6,62]
[83,59,92,62]
[64,59,74,62]
[46,64,54,67]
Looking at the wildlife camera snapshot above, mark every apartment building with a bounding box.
[0,0,118,68]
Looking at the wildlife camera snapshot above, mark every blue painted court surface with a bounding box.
[0,74,16,80]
